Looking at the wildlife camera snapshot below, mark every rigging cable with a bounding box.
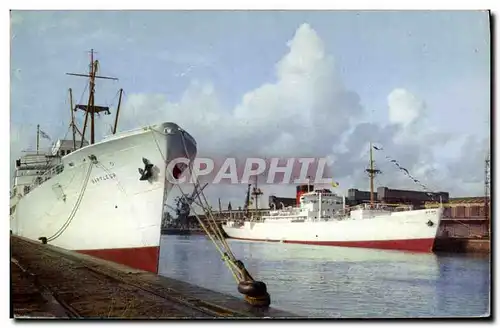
[178,129,271,307]
[371,144,441,201]
[28,158,85,223]
[44,160,94,243]
[150,127,270,307]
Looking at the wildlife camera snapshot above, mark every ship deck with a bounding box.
[10,235,297,319]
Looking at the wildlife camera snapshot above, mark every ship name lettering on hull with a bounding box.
[91,173,116,184]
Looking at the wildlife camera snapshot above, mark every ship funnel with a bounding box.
[296,184,314,205]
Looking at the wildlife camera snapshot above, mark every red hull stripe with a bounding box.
[76,246,160,273]
[228,237,435,253]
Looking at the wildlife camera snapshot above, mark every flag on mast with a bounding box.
[39,130,51,140]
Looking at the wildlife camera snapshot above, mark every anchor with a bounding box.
[138,157,154,181]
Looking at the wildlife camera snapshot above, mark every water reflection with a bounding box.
[158,235,490,318]
[434,254,490,317]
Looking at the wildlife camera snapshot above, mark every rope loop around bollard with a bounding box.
[237,280,271,307]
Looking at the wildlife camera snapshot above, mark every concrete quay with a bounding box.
[10,236,298,319]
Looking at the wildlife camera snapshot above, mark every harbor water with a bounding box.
[158,235,490,318]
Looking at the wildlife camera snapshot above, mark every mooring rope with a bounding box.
[149,127,244,282]
[149,126,271,306]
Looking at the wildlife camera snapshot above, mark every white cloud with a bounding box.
[388,88,425,127]
[114,22,367,206]
[117,23,488,202]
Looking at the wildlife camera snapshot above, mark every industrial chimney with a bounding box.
[296,184,314,205]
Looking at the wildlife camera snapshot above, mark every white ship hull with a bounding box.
[222,208,442,252]
[10,122,197,273]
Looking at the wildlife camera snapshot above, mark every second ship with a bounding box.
[222,144,443,253]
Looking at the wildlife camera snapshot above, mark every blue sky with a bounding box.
[10,10,491,204]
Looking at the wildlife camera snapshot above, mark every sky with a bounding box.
[10,10,491,210]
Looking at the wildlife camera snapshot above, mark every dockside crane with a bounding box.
[485,151,490,236]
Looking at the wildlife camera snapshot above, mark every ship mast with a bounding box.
[66,49,120,147]
[252,175,263,211]
[67,88,86,151]
[36,124,40,154]
[112,88,124,134]
[365,142,381,208]
[244,184,251,217]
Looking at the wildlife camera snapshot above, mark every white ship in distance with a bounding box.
[223,143,443,253]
